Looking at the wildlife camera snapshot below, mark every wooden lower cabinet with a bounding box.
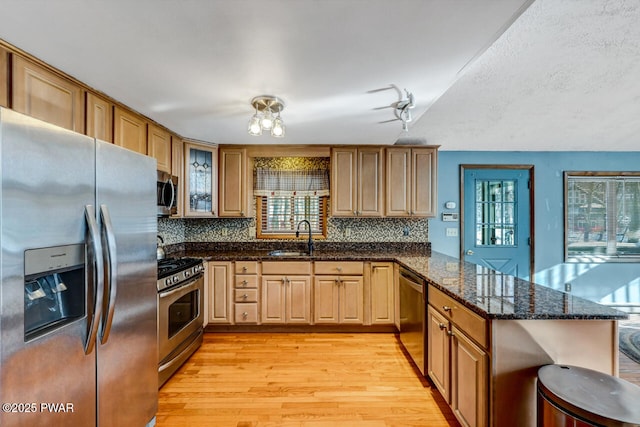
[451,325,488,427]
[314,276,364,324]
[208,261,233,324]
[261,275,311,324]
[427,301,488,427]
[369,262,394,324]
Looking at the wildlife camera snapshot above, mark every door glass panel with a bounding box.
[188,148,212,213]
[168,289,199,338]
[475,179,517,246]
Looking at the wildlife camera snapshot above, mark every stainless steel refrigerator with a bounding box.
[0,108,158,426]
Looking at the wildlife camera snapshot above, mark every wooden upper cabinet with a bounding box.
[171,135,184,217]
[148,124,171,172]
[386,146,437,217]
[183,141,218,217]
[12,55,84,132]
[411,148,437,217]
[113,106,147,155]
[85,92,113,142]
[0,46,8,108]
[331,147,383,217]
[218,147,247,217]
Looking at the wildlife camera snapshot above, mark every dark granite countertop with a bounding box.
[171,242,627,321]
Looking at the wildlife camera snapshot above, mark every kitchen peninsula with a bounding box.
[167,241,627,427]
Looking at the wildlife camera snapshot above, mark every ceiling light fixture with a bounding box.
[248,95,285,138]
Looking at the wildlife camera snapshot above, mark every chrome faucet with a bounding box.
[295,220,314,256]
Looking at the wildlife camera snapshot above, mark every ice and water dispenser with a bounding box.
[24,244,86,341]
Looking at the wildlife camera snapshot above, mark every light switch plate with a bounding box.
[446,228,458,237]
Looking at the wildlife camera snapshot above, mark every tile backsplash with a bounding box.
[158,216,429,245]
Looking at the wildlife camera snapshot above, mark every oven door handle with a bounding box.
[84,205,104,355]
[99,204,117,345]
[159,274,203,298]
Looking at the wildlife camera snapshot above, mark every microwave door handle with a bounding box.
[166,178,175,209]
[84,205,105,355]
[99,204,117,344]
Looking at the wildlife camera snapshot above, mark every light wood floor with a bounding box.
[157,333,460,427]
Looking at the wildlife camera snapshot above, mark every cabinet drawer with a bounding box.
[234,289,258,303]
[429,286,488,349]
[314,261,363,275]
[261,261,311,275]
[235,275,258,288]
[235,261,258,275]
[234,303,258,323]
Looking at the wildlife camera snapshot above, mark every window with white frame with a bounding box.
[565,172,640,262]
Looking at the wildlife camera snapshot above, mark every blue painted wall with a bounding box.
[430,151,640,308]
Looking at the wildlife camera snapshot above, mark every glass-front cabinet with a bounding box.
[183,142,218,217]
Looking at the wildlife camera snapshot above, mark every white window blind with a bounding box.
[254,168,329,236]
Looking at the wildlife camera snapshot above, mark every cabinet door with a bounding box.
[340,276,364,324]
[0,46,8,107]
[427,306,451,403]
[171,136,184,217]
[330,147,357,216]
[218,147,247,217]
[12,55,84,132]
[148,124,171,172]
[370,262,394,324]
[209,262,233,324]
[314,277,340,323]
[451,325,488,427]
[184,142,218,217]
[358,147,384,217]
[411,148,437,217]
[285,276,311,324]
[114,106,147,154]
[261,276,286,324]
[85,92,113,142]
[385,147,411,216]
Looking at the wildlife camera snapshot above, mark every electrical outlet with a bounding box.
[403,226,410,236]
[221,227,228,237]
[344,227,351,237]
[248,226,256,237]
[565,283,572,292]
[446,228,458,237]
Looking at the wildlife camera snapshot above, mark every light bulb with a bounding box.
[271,116,285,137]
[260,109,274,130]
[248,114,262,136]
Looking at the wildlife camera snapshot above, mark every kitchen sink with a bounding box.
[267,250,310,257]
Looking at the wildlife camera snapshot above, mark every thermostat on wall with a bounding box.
[444,201,457,209]
[442,212,459,222]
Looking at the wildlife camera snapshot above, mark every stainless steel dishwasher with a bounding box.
[399,267,426,375]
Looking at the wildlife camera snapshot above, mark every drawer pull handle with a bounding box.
[242,280,248,286]
[438,323,446,330]
[242,312,248,319]
[242,294,248,300]
[443,306,452,312]
[242,266,247,272]
[447,330,455,337]
[337,267,342,272]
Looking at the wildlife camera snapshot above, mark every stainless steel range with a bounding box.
[157,257,205,388]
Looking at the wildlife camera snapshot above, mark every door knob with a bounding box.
[466,250,474,255]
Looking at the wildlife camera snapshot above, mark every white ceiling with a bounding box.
[1,0,639,151]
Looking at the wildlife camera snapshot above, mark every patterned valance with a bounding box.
[254,168,330,197]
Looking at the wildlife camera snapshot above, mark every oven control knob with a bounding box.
[185,270,191,277]
[172,275,179,284]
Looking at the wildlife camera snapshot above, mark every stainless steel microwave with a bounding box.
[157,171,178,217]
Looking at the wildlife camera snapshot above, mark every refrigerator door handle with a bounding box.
[99,204,118,344]
[84,205,105,355]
